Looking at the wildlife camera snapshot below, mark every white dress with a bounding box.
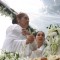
[2,24,37,56]
[30,45,45,58]
[2,24,26,52]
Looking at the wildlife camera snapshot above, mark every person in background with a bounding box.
[30,31,46,58]
[2,12,36,55]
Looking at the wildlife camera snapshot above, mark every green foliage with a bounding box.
[0,1,16,19]
[0,51,20,60]
[27,26,37,36]
[44,24,60,56]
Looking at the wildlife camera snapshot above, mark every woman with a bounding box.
[30,31,46,58]
[2,12,35,54]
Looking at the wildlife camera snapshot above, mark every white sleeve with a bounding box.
[10,25,26,52]
[6,24,22,37]
[12,24,26,40]
[2,24,26,52]
[12,40,26,52]
[25,41,37,56]
[30,45,45,58]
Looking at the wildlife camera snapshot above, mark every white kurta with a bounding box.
[25,40,37,56]
[30,45,45,58]
[2,24,26,52]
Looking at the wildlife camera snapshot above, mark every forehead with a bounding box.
[24,14,28,17]
[21,15,29,20]
[37,31,45,36]
[27,35,34,38]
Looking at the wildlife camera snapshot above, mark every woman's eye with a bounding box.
[37,34,40,36]
[42,34,44,37]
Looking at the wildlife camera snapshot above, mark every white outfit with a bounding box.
[25,41,37,57]
[2,24,26,52]
[30,45,45,58]
[2,24,37,57]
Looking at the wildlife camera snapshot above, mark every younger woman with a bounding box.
[30,31,46,58]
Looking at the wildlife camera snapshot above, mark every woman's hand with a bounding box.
[22,28,30,35]
[26,34,35,44]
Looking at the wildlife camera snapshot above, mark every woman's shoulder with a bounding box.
[8,24,20,28]
[6,24,22,33]
[7,24,21,30]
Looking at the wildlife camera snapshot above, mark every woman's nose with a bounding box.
[39,35,43,38]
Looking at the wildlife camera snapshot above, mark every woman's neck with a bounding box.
[37,42,43,48]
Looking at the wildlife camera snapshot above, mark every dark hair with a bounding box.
[33,32,38,37]
[12,13,29,24]
[34,31,45,37]
[12,15,17,24]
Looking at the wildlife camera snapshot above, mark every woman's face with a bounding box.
[17,15,29,28]
[36,31,45,44]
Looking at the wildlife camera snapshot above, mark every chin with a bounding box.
[23,26,28,28]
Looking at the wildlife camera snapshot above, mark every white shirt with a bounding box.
[30,45,45,58]
[2,24,26,52]
[25,40,37,56]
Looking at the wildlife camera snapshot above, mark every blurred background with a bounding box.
[0,0,60,49]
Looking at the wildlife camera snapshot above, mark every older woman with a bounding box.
[2,13,36,55]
